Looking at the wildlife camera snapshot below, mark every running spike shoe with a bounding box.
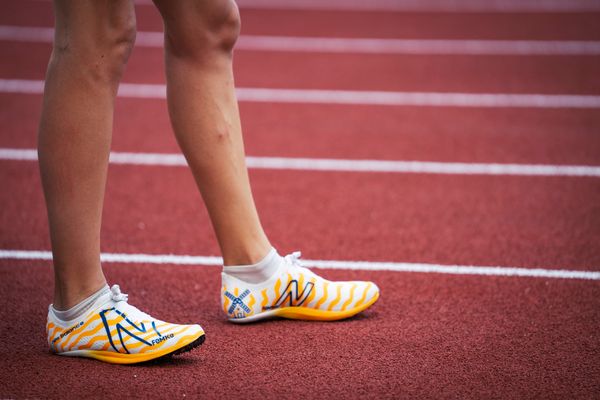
[221,252,380,323]
[46,285,205,364]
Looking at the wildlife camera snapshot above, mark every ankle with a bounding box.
[53,280,108,311]
[223,248,282,284]
[221,241,272,266]
[51,284,110,322]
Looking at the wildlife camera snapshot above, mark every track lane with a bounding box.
[2,0,600,40]
[1,260,599,399]
[2,161,599,270]
[2,95,600,166]
[5,26,600,56]
[2,41,600,94]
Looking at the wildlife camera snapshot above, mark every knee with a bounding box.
[52,16,137,84]
[201,1,241,52]
[163,1,241,60]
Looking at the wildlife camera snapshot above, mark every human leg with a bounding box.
[39,0,137,310]
[41,3,205,362]
[152,0,270,267]
[152,0,380,321]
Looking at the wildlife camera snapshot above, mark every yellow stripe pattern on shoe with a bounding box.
[47,285,205,364]
[221,252,380,323]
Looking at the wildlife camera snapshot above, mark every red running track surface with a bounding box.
[2,95,600,164]
[1,1,600,399]
[3,0,600,39]
[3,42,600,93]
[1,260,599,398]
[2,161,600,268]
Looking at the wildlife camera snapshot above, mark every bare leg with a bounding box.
[38,0,136,309]
[152,0,271,266]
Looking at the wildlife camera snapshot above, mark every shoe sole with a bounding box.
[229,291,379,323]
[56,331,205,364]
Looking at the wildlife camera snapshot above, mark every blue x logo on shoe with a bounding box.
[224,289,252,315]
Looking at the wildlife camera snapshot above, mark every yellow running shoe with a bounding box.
[46,285,205,364]
[221,252,380,323]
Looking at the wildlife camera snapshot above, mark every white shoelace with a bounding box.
[283,251,321,281]
[110,284,129,302]
[284,251,303,267]
[109,284,154,320]
[110,285,155,320]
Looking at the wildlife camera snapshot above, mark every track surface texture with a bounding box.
[1,0,599,399]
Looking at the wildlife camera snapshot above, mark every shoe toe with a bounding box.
[188,323,205,337]
[361,281,380,304]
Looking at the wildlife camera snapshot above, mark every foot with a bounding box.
[46,285,205,364]
[221,252,380,323]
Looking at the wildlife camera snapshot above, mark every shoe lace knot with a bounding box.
[110,284,129,303]
[284,251,303,267]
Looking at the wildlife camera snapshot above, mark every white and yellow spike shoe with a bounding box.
[221,252,380,323]
[46,285,205,364]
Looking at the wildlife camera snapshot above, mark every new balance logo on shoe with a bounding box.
[100,308,161,353]
[264,279,314,310]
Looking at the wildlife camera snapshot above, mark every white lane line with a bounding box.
[2,148,599,177]
[237,36,600,56]
[1,249,599,280]
[2,25,600,55]
[1,79,599,109]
